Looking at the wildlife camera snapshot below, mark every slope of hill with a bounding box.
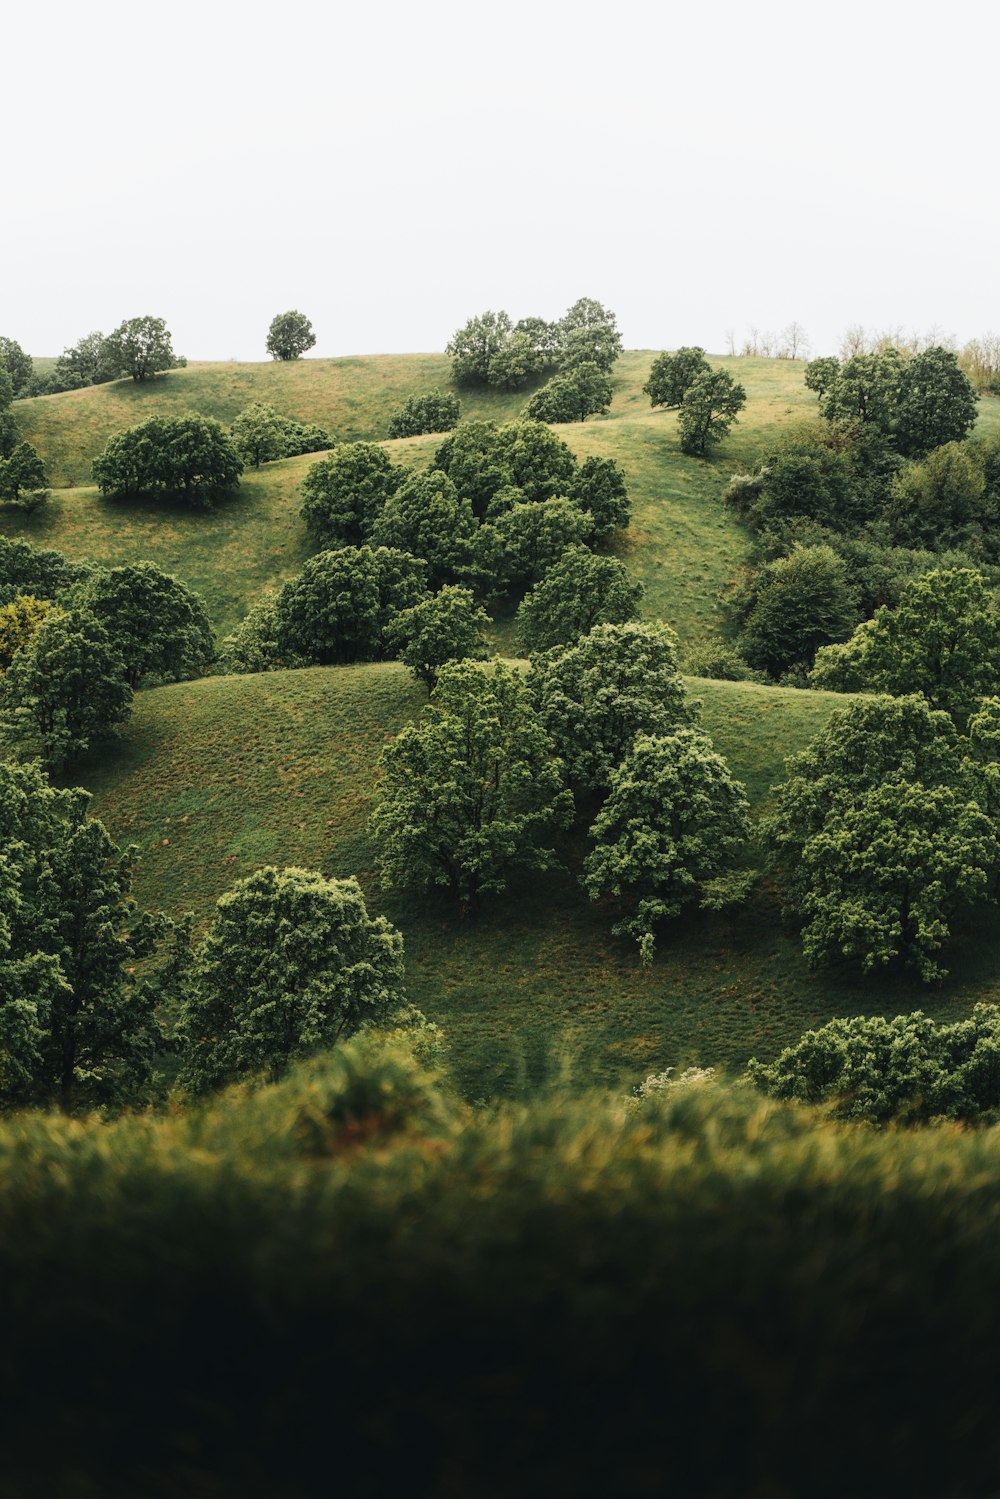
[79,664,1000,1097]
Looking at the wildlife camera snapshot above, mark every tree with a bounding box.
[556,299,623,371]
[370,659,573,911]
[387,585,489,691]
[275,546,426,665]
[76,562,215,688]
[446,310,514,385]
[265,311,316,362]
[299,442,405,549]
[478,499,589,593]
[52,331,116,391]
[279,416,333,456]
[0,760,165,1110]
[0,367,17,460]
[0,608,133,769]
[894,346,978,457]
[643,347,710,409]
[487,330,542,391]
[178,867,404,1092]
[494,420,577,501]
[372,469,478,589]
[103,316,176,382]
[583,729,751,961]
[0,595,59,672]
[780,322,809,360]
[803,356,839,401]
[387,390,460,439]
[516,546,643,653]
[0,338,32,397]
[678,369,747,455]
[529,621,692,795]
[514,316,560,366]
[736,544,858,678]
[230,403,291,467]
[0,536,90,602]
[433,421,508,518]
[886,441,993,551]
[0,443,46,507]
[570,456,631,541]
[524,362,613,423]
[810,568,1000,725]
[92,415,243,505]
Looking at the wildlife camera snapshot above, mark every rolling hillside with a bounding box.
[79,665,1000,1097]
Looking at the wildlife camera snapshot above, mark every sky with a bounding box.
[4,0,998,362]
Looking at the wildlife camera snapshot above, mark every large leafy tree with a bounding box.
[446,310,515,386]
[570,456,631,541]
[643,347,710,409]
[0,535,90,603]
[736,544,858,678]
[678,369,747,455]
[387,585,489,691]
[92,414,243,504]
[370,659,573,910]
[53,330,117,391]
[103,316,177,382]
[893,346,979,457]
[811,568,1000,725]
[0,761,164,1110]
[529,621,692,795]
[0,443,46,507]
[265,310,316,361]
[886,442,994,551]
[0,609,133,769]
[0,595,57,671]
[524,362,613,424]
[478,498,589,593]
[0,337,32,397]
[300,441,405,548]
[496,420,577,501]
[515,545,643,653]
[372,469,478,588]
[387,390,460,439]
[230,402,291,467]
[178,867,405,1092]
[76,562,215,688]
[0,366,17,459]
[583,729,751,960]
[275,546,426,664]
[556,299,623,372]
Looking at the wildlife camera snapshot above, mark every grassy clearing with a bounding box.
[80,664,1000,1098]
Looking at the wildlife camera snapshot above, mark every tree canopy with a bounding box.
[103,316,177,382]
[76,562,215,688]
[300,442,405,548]
[643,347,710,409]
[515,546,643,654]
[92,414,243,504]
[275,546,426,664]
[678,369,747,455]
[265,311,316,361]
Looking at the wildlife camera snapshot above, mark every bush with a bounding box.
[388,390,461,438]
[92,414,243,505]
[523,362,613,423]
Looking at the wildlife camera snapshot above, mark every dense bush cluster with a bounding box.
[387,389,460,437]
[92,413,243,504]
[447,298,622,391]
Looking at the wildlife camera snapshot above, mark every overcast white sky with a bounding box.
[4,0,997,362]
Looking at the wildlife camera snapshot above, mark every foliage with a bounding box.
[299,441,405,548]
[487,330,542,391]
[811,568,1000,724]
[817,346,978,457]
[0,337,32,396]
[0,608,133,769]
[736,544,858,678]
[583,729,751,960]
[370,658,573,910]
[478,498,589,593]
[76,562,215,688]
[217,592,310,675]
[886,440,996,552]
[446,310,515,386]
[275,546,426,665]
[643,346,710,408]
[678,369,747,455]
[434,418,578,517]
[0,536,90,605]
[265,310,316,361]
[52,330,117,391]
[529,621,691,794]
[683,640,768,683]
[103,315,177,382]
[229,402,291,467]
[92,413,243,505]
[0,594,58,672]
[372,468,477,588]
[0,442,46,508]
[803,355,839,399]
[570,456,631,540]
[387,585,489,690]
[178,867,405,1092]
[387,389,460,438]
[516,546,643,653]
[748,1005,1000,1123]
[523,361,613,423]
[0,760,164,1109]
[556,298,623,372]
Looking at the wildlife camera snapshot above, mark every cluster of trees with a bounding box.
[0,368,46,511]
[229,402,332,466]
[0,544,214,768]
[387,390,460,438]
[643,347,747,455]
[446,299,622,393]
[93,414,243,505]
[12,317,185,398]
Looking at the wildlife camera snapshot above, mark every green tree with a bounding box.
[583,729,751,961]
[570,456,631,540]
[514,316,560,366]
[370,659,573,910]
[803,356,839,400]
[0,535,90,602]
[92,414,243,505]
[478,499,589,593]
[643,347,710,408]
[524,362,613,423]
[178,867,405,1092]
[0,443,46,507]
[387,390,460,439]
[76,562,215,688]
[886,441,993,550]
[488,330,542,391]
[299,441,405,548]
[275,546,426,664]
[813,568,1000,725]
[52,331,116,391]
[496,419,577,501]
[0,595,57,671]
[0,366,17,459]
[737,544,858,678]
[529,621,692,795]
[0,338,32,397]
[372,469,478,589]
[446,310,514,385]
[433,421,508,518]
[516,546,643,653]
[894,346,978,457]
[0,608,132,769]
[556,298,623,372]
[103,315,177,382]
[230,403,290,467]
[265,310,316,361]
[0,760,165,1109]
[387,585,489,691]
[678,369,747,455]
[820,349,906,433]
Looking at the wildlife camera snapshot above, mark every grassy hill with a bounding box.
[79,664,1000,1098]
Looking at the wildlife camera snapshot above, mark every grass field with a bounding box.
[79,664,1000,1098]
